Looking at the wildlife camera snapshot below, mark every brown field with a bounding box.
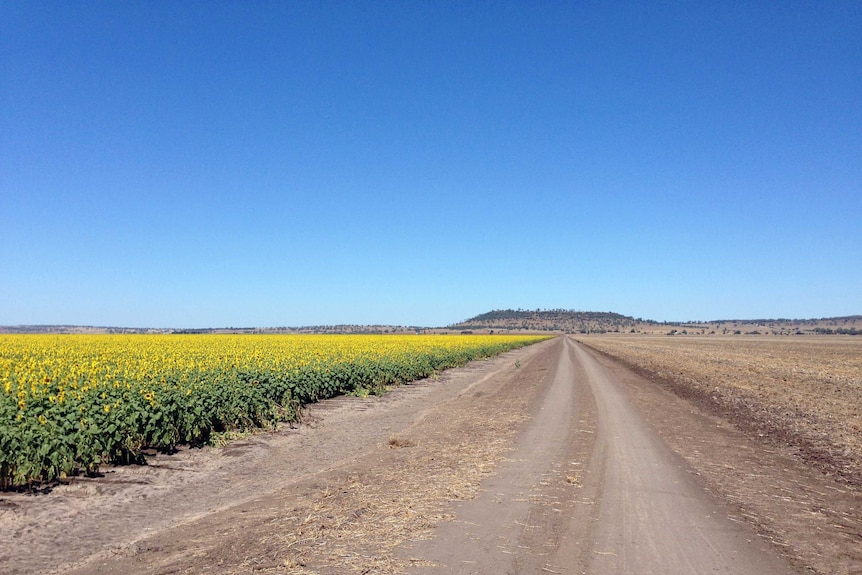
[577,335,862,487]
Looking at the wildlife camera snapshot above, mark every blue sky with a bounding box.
[1,2,860,327]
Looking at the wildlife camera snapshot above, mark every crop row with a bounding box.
[0,333,548,487]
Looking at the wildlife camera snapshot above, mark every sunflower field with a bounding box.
[0,333,548,487]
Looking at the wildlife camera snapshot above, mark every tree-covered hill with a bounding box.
[450,310,862,335]
[451,309,643,333]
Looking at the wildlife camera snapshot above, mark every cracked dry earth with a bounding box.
[1,336,859,574]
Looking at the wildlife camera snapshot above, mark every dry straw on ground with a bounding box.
[579,335,862,487]
[271,408,528,573]
[222,356,543,575]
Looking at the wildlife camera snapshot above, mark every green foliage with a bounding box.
[1,334,548,488]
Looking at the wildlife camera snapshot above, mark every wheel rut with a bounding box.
[405,337,801,574]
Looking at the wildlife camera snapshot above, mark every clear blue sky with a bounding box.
[1,2,860,327]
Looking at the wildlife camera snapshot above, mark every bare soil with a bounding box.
[578,335,862,487]
[1,336,859,574]
[580,339,861,575]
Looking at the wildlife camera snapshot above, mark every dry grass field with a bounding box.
[577,335,862,487]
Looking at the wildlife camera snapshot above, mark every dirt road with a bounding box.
[2,336,856,574]
[405,337,799,574]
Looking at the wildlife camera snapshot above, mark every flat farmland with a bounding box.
[4,336,860,573]
[577,335,862,486]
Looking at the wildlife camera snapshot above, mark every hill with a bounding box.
[450,310,862,335]
[451,309,641,333]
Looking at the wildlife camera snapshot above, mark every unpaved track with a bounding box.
[2,336,841,574]
[405,337,798,574]
[568,340,796,574]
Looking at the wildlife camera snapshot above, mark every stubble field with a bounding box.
[577,335,862,487]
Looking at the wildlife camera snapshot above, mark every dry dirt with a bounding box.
[1,336,859,574]
[578,337,861,575]
[578,335,862,487]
